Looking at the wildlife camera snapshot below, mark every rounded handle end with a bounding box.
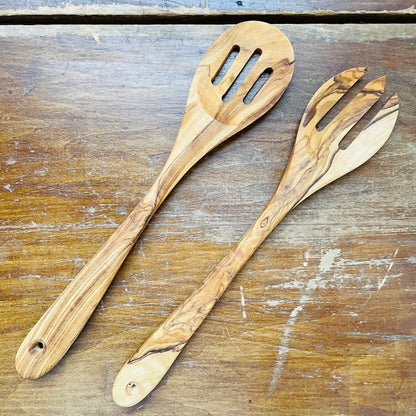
[112,367,152,408]
[15,336,50,379]
[113,347,182,407]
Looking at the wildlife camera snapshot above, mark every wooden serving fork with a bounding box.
[16,21,295,379]
[112,67,399,407]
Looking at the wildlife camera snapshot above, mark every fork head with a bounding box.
[279,67,399,203]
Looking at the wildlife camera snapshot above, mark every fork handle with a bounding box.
[112,188,297,407]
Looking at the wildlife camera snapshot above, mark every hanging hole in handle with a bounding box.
[126,381,139,396]
[243,68,273,104]
[29,339,45,355]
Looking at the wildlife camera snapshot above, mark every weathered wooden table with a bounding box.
[1,2,415,415]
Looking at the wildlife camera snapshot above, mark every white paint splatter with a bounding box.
[137,245,146,259]
[319,248,341,273]
[73,257,85,270]
[3,184,13,192]
[303,250,310,267]
[240,285,247,319]
[269,248,341,392]
[265,299,283,307]
[124,287,133,303]
[87,184,103,200]
[34,167,48,176]
[270,280,305,290]
[19,274,42,280]
[6,158,16,165]
[116,207,127,215]
[377,248,399,291]
[407,256,416,264]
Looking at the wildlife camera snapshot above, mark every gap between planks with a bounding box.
[0,7,416,25]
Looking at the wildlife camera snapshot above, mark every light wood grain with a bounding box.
[14,20,295,380]
[1,24,415,415]
[112,69,399,407]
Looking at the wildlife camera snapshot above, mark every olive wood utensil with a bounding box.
[15,21,295,379]
[112,67,399,407]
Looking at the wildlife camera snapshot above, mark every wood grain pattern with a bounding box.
[14,20,295,380]
[0,0,414,18]
[1,24,415,415]
[112,69,399,407]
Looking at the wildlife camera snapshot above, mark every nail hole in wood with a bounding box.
[29,340,45,355]
[126,381,138,396]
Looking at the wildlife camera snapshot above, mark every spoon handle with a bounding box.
[15,163,177,380]
[15,104,239,380]
[112,188,297,407]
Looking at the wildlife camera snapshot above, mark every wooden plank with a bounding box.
[1,24,415,415]
[211,0,415,13]
[0,0,415,18]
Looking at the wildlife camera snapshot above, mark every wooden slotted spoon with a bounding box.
[15,21,295,379]
[112,67,399,407]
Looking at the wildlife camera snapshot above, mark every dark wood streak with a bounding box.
[127,342,186,364]
[295,147,342,207]
[302,68,368,128]
[363,97,399,130]
[302,84,347,127]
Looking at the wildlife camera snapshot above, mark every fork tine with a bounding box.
[301,93,399,201]
[331,93,399,175]
[301,67,368,128]
[322,76,386,145]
